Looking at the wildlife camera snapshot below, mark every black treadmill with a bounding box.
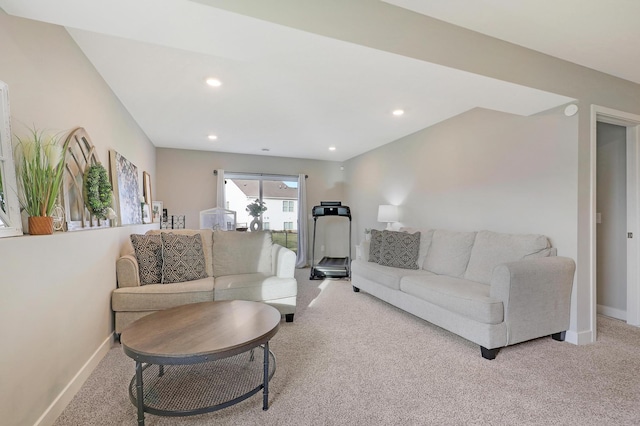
[310,201,352,280]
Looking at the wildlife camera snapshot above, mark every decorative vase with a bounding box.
[28,216,54,235]
[250,217,262,232]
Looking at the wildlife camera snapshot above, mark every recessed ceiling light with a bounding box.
[208,134,218,140]
[329,146,336,151]
[206,78,222,87]
[392,109,404,116]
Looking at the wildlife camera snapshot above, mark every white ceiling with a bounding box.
[3,0,621,162]
[384,0,640,85]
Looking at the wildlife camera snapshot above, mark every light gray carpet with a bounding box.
[54,269,640,425]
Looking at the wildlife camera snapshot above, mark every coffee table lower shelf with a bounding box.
[128,346,276,418]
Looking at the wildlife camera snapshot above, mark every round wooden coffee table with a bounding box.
[120,300,281,425]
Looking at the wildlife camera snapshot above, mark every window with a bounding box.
[283,200,294,212]
[0,81,23,237]
[223,173,299,234]
[222,172,302,253]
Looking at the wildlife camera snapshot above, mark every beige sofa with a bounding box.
[352,228,576,359]
[112,229,297,333]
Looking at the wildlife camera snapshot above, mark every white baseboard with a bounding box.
[33,334,114,426]
[597,304,627,321]
[565,328,594,345]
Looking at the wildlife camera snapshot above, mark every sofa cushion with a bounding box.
[111,278,214,311]
[213,230,273,277]
[400,275,504,324]
[214,273,298,302]
[368,229,383,263]
[351,259,434,291]
[161,233,208,284]
[424,230,476,277]
[378,230,421,269]
[147,229,214,277]
[400,227,434,269]
[130,234,163,285]
[464,230,551,284]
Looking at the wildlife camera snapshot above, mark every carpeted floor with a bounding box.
[54,269,640,425]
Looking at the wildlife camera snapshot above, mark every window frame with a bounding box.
[0,81,23,238]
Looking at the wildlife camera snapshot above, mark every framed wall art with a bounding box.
[152,201,163,223]
[143,171,152,206]
[60,127,111,231]
[141,203,151,224]
[109,150,142,225]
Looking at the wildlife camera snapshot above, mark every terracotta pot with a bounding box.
[28,216,54,235]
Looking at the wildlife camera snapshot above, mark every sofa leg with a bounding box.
[285,313,294,323]
[352,286,360,293]
[480,346,499,360]
[551,331,566,341]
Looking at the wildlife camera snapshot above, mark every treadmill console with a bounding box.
[312,203,351,219]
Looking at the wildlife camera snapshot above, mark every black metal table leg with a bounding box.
[135,361,145,425]
[262,342,269,410]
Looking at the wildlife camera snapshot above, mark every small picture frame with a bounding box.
[152,201,163,223]
[143,171,152,206]
[141,203,151,224]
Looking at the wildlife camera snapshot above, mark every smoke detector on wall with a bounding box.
[564,104,578,117]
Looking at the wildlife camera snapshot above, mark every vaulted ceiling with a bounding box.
[2,1,635,161]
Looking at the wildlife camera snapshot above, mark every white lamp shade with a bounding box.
[377,205,399,224]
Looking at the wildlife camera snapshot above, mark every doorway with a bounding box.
[591,105,640,341]
[596,122,627,320]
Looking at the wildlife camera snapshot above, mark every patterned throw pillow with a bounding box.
[161,232,208,284]
[130,234,163,285]
[368,229,383,263]
[378,230,421,269]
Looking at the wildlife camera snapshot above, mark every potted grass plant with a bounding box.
[14,127,70,235]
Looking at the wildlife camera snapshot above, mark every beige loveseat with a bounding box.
[351,228,576,359]
[112,229,297,333]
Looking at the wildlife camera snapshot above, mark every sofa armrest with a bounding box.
[358,241,370,262]
[272,244,295,278]
[116,254,141,288]
[490,256,575,346]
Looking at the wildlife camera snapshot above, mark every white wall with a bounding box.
[346,106,578,253]
[0,11,157,426]
[596,122,627,319]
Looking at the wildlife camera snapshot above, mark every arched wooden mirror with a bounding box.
[0,81,23,237]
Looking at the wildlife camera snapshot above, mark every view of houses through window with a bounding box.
[225,174,298,252]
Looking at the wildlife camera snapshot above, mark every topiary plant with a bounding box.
[84,163,113,219]
[246,198,267,218]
